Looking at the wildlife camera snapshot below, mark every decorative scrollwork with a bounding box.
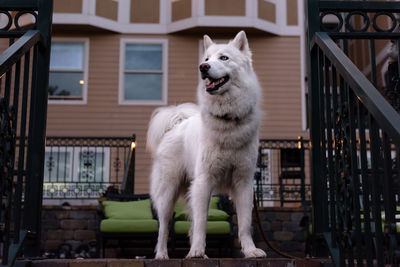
[43,182,121,199]
[320,11,343,32]
[14,11,37,31]
[319,10,400,33]
[372,12,397,32]
[0,10,37,33]
[0,98,16,232]
[345,11,370,32]
[0,11,12,31]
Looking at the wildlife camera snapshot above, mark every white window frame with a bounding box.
[48,37,89,105]
[118,38,168,105]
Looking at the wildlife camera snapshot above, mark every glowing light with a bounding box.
[297,136,302,149]
[79,80,85,85]
[131,141,136,149]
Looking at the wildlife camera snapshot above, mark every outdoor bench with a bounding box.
[170,195,234,257]
[98,193,158,258]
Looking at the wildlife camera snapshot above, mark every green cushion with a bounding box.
[174,200,186,215]
[100,219,158,233]
[102,199,153,220]
[210,196,219,209]
[174,208,229,221]
[174,196,224,221]
[207,209,229,221]
[174,221,230,235]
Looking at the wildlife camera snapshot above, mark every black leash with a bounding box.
[252,192,305,260]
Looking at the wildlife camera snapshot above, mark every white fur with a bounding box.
[147,31,266,259]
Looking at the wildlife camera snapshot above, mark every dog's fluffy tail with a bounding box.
[146,103,198,154]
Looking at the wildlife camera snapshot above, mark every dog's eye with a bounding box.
[219,55,229,61]
[205,58,209,61]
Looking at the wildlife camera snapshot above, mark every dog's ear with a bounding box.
[203,35,214,50]
[231,31,251,56]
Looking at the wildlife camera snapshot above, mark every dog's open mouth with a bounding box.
[204,76,229,93]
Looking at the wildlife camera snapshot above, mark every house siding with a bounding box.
[45,33,305,194]
[172,0,192,22]
[204,0,246,16]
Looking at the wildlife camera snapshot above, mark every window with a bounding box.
[48,39,89,104]
[119,38,168,105]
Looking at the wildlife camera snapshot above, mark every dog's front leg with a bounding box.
[186,177,213,258]
[232,178,267,258]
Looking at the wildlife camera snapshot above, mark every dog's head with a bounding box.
[199,31,252,95]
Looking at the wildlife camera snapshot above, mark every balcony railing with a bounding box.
[42,136,136,205]
[253,138,311,207]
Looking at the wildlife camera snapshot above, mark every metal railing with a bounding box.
[253,138,311,207]
[307,1,400,266]
[0,0,53,265]
[42,135,136,202]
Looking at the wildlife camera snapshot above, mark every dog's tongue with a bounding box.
[206,83,216,90]
[206,77,224,90]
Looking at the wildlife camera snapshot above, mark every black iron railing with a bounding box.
[307,1,400,266]
[254,138,311,207]
[0,0,53,265]
[42,135,136,202]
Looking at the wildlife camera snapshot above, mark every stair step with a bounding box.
[17,258,329,267]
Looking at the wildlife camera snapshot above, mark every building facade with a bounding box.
[44,0,308,196]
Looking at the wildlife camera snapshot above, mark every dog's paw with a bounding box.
[243,248,267,258]
[155,251,169,259]
[185,249,208,259]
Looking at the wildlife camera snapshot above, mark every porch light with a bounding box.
[297,136,302,149]
[79,80,85,85]
[131,141,136,149]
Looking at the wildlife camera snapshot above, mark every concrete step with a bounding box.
[16,258,329,267]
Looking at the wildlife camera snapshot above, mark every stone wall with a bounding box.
[248,206,310,258]
[41,205,310,258]
[41,206,100,256]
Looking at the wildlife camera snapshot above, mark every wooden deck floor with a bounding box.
[15,258,330,267]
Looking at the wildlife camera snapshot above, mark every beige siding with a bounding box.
[172,0,191,22]
[54,0,82,13]
[251,36,305,139]
[258,0,276,23]
[286,0,298,26]
[46,33,306,194]
[96,0,118,21]
[130,0,160,23]
[205,0,245,16]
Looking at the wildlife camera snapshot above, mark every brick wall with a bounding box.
[41,205,310,258]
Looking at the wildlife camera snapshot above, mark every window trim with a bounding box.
[48,37,89,105]
[118,38,168,106]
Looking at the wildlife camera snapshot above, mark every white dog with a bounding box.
[147,31,266,259]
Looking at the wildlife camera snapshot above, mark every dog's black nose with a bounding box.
[199,63,210,73]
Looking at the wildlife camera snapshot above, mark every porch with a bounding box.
[1,0,400,266]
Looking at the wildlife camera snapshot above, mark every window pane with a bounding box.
[50,42,84,70]
[124,73,162,101]
[49,72,84,99]
[125,43,162,71]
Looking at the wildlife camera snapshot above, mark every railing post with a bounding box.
[122,134,136,194]
[298,136,306,207]
[23,0,53,257]
[306,0,329,257]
